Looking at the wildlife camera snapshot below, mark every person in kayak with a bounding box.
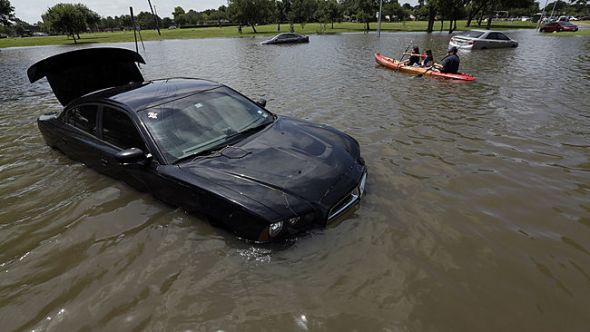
[436,46,460,74]
[403,47,421,66]
[422,49,434,67]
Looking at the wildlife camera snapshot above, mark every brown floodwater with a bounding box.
[1,30,589,331]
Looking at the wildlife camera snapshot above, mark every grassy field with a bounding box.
[1,20,585,48]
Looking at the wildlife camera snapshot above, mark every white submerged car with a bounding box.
[449,30,518,50]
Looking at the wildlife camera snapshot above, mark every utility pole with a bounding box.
[377,0,383,37]
[537,0,550,30]
[147,0,161,36]
[130,7,139,54]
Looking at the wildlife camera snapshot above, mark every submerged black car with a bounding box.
[261,33,309,45]
[27,48,366,242]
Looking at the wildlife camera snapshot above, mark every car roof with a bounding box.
[80,78,223,111]
[469,29,505,33]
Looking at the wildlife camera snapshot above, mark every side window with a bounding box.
[102,107,146,151]
[65,105,98,135]
[495,33,509,40]
[485,33,498,39]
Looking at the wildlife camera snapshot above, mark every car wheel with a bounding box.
[539,28,544,32]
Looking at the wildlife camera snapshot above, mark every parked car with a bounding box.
[449,30,518,50]
[27,48,367,242]
[540,21,579,32]
[261,33,309,45]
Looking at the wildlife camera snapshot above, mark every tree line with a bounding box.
[1,0,589,38]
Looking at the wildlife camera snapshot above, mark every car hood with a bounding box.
[177,117,363,214]
[27,47,145,106]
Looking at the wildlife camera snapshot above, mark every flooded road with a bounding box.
[1,30,589,331]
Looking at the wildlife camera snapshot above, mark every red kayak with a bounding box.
[375,53,476,81]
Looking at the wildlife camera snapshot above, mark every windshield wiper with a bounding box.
[173,145,225,164]
[174,119,273,164]
[223,120,273,143]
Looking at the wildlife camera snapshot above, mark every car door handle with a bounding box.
[100,158,109,166]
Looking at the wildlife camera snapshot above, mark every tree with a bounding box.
[76,3,100,32]
[172,6,187,26]
[289,0,317,28]
[425,0,438,32]
[161,17,173,28]
[208,6,228,27]
[42,3,88,43]
[227,0,272,33]
[316,0,340,29]
[1,0,15,26]
[136,11,161,29]
[275,0,286,31]
[383,0,408,21]
[351,0,379,31]
[184,9,203,25]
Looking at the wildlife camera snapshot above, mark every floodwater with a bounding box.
[1,30,589,331]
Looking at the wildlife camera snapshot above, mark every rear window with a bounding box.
[458,31,485,38]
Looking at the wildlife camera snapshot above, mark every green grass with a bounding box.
[0,20,578,48]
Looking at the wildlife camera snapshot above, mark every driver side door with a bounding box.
[96,105,152,191]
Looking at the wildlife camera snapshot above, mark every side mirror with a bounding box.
[115,147,148,166]
[255,98,267,108]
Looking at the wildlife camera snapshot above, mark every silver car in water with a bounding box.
[449,30,518,50]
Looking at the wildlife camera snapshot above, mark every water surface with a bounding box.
[1,31,589,331]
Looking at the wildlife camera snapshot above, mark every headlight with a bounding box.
[268,221,284,237]
[263,213,315,241]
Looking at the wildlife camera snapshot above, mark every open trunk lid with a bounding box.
[27,47,145,106]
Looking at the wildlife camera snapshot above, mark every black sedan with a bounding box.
[261,33,309,45]
[27,48,367,242]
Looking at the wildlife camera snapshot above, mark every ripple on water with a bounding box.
[1,32,590,331]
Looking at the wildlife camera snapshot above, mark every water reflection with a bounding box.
[1,30,589,331]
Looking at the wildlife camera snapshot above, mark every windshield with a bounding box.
[458,31,485,38]
[140,86,273,163]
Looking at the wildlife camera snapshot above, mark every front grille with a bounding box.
[328,187,360,221]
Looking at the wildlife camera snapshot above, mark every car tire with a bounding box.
[539,28,544,32]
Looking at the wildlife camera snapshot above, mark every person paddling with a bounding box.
[436,46,460,74]
[403,47,421,66]
[422,49,434,68]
